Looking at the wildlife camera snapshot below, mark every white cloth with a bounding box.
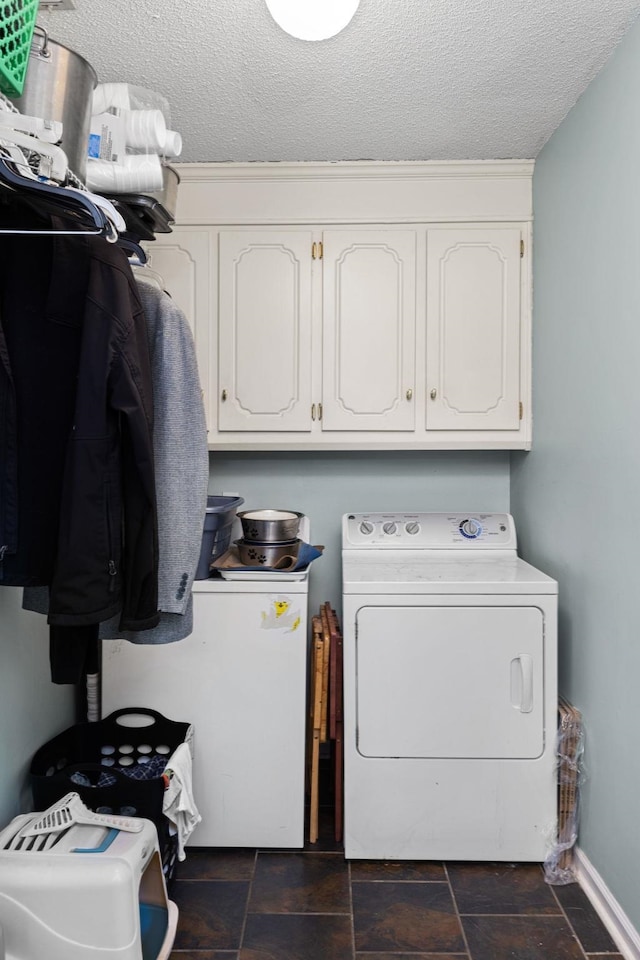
[162,742,201,860]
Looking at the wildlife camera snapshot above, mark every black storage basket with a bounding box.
[30,708,192,884]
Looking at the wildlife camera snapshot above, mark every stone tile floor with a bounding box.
[167,838,621,959]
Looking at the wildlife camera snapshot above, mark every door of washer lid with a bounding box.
[355,605,544,759]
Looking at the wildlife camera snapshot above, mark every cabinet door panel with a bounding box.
[426,227,521,430]
[356,605,544,759]
[218,231,313,432]
[145,229,212,433]
[322,230,416,431]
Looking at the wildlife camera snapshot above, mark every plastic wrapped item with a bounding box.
[86,154,164,193]
[86,83,182,195]
[162,130,182,159]
[91,81,132,114]
[544,697,585,885]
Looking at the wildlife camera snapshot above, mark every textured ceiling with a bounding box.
[44,0,640,162]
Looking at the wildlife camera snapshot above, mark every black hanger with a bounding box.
[109,198,157,243]
[0,157,113,237]
[107,193,174,236]
[117,236,148,263]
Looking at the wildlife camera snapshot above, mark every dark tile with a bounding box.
[463,916,584,960]
[355,954,468,959]
[176,847,256,880]
[240,913,352,960]
[249,852,350,913]
[553,882,619,953]
[171,953,238,958]
[448,862,560,915]
[172,880,249,950]
[350,859,445,881]
[352,880,464,953]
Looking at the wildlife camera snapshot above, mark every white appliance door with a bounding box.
[102,589,308,847]
[356,605,544,759]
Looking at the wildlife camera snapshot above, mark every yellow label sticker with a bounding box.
[261,596,301,632]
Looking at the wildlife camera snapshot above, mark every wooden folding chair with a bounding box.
[326,603,344,843]
[307,615,325,843]
[307,603,344,845]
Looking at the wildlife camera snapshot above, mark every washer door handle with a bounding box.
[511,654,534,713]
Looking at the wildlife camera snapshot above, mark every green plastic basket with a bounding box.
[0,0,39,98]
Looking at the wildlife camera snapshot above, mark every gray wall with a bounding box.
[511,14,640,933]
[210,451,511,616]
[0,590,74,827]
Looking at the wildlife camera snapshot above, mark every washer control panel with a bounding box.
[343,513,516,549]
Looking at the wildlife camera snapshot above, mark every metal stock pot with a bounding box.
[13,26,97,181]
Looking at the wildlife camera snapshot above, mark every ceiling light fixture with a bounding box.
[265,0,360,41]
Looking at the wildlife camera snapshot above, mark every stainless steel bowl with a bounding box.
[238,509,303,543]
[235,538,301,568]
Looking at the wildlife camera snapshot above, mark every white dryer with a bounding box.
[342,512,558,862]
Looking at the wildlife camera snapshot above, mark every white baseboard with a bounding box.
[574,846,640,960]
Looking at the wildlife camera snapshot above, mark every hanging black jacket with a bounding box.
[0,203,159,631]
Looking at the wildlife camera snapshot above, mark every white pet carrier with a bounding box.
[0,793,178,960]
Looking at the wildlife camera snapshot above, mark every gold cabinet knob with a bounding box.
[430,388,437,400]
[221,389,228,401]
[406,388,413,401]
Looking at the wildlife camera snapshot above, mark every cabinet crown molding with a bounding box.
[172,160,533,225]
[176,159,535,181]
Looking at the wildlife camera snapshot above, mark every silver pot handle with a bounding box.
[32,25,51,59]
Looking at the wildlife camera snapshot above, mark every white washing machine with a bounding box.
[342,512,558,862]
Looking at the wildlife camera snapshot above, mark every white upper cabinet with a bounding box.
[144,227,212,434]
[157,162,533,450]
[215,227,417,435]
[322,230,416,432]
[217,231,313,432]
[425,226,522,431]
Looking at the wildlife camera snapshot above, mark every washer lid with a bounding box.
[342,553,557,594]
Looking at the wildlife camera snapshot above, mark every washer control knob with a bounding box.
[460,518,482,539]
[359,521,375,535]
[405,521,420,535]
[382,521,397,535]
